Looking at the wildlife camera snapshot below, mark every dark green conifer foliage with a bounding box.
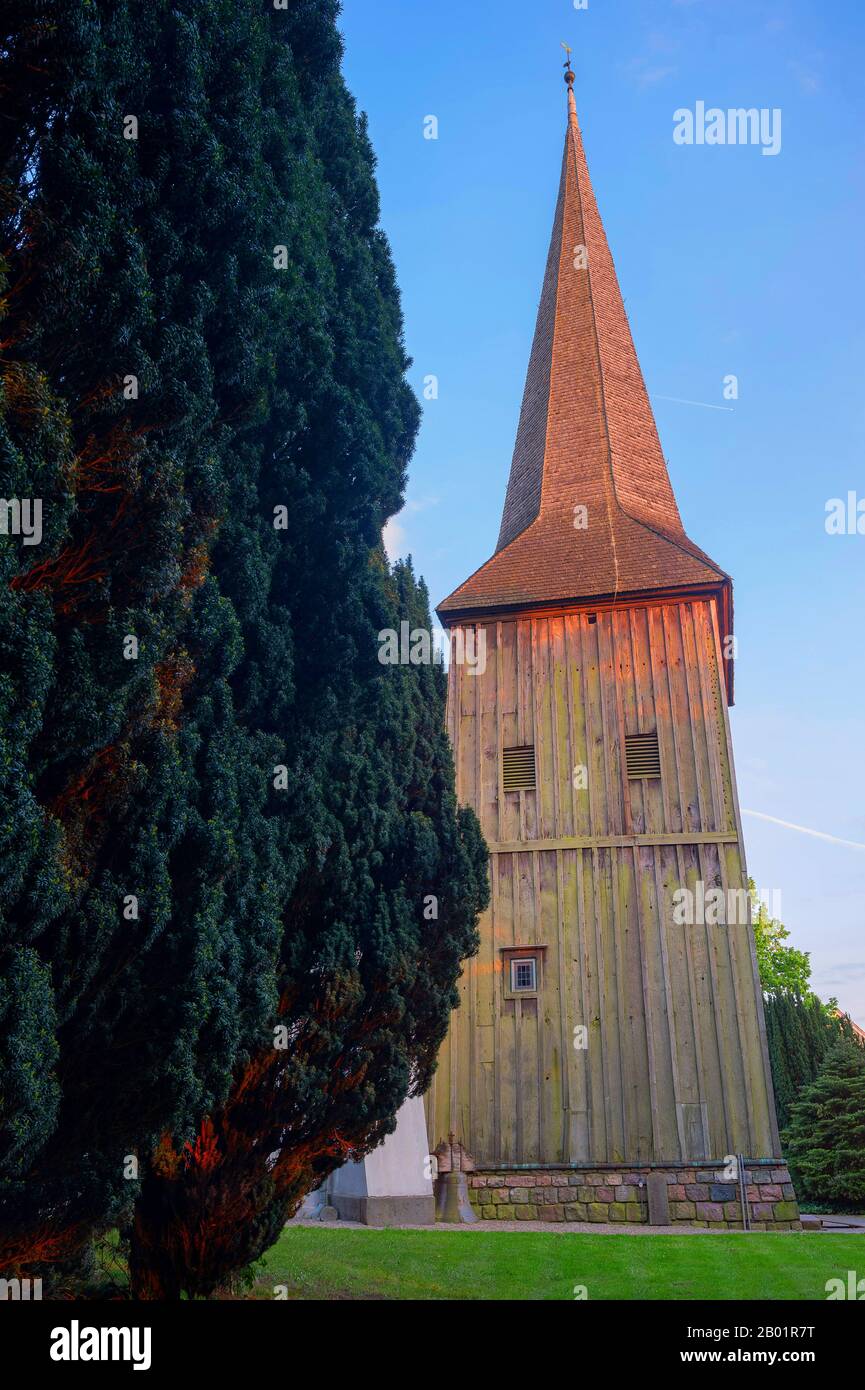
[130,558,488,1299]
[1,0,488,1286]
[763,994,851,1133]
[783,1040,865,1208]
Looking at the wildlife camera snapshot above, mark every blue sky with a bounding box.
[339,0,865,1020]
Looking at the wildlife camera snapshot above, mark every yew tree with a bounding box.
[1,0,487,1291]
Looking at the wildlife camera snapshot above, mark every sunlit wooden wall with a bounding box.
[426,597,780,1165]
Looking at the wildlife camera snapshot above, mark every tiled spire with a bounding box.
[439,68,730,627]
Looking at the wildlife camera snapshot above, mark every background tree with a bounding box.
[751,881,813,998]
[749,882,855,1135]
[783,1039,865,1209]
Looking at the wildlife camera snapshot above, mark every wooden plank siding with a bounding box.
[427,597,779,1165]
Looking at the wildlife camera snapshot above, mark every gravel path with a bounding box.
[290,1215,865,1235]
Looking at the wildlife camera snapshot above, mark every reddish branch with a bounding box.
[128,980,400,1299]
[152,652,195,734]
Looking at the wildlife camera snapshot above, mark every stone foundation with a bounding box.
[468,1163,800,1229]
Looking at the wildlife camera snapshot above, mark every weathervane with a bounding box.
[561,41,575,85]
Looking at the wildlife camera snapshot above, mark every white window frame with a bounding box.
[510,956,538,993]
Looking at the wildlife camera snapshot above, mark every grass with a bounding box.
[253,1226,864,1301]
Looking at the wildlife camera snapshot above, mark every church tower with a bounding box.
[428,69,797,1227]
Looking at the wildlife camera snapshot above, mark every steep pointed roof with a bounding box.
[439,72,731,635]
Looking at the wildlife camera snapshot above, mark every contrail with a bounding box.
[651,394,734,412]
[742,809,865,851]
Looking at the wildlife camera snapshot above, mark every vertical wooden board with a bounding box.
[719,841,775,1155]
[457,655,478,831]
[471,896,496,1160]
[500,618,518,721]
[678,604,712,832]
[514,850,533,944]
[646,606,678,834]
[516,617,533,739]
[550,616,573,838]
[614,608,644,832]
[656,606,687,834]
[467,949,478,1166]
[655,846,699,1110]
[581,618,608,836]
[629,607,665,834]
[561,848,588,1159]
[490,855,503,1159]
[474,907,497,1030]
[667,607,702,833]
[495,853,515,949]
[476,1058,497,1166]
[538,850,562,1160]
[477,622,499,844]
[692,845,739,1150]
[595,848,625,1161]
[677,843,727,1154]
[498,997,518,1163]
[581,850,608,1161]
[691,602,725,831]
[693,601,734,833]
[565,614,592,836]
[615,846,653,1158]
[597,610,625,835]
[636,844,677,1159]
[531,619,555,840]
[698,842,750,1151]
[516,995,542,1163]
[496,846,518,1161]
[446,643,459,799]
[449,954,470,1147]
[518,618,538,841]
[499,621,521,843]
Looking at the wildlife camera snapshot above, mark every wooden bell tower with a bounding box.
[427,68,788,1211]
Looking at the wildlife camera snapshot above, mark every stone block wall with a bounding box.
[468,1164,800,1229]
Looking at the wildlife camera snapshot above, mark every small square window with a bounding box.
[510,957,537,993]
[500,944,545,999]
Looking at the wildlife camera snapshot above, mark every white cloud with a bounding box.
[382,494,439,561]
[382,514,407,562]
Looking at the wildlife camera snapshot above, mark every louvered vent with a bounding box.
[502,745,536,792]
[625,732,661,779]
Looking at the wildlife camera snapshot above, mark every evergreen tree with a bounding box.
[764,994,850,1132]
[783,1040,865,1208]
[1,0,488,1290]
[749,883,847,1133]
[129,559,488,1299]
[2,0,241,1267]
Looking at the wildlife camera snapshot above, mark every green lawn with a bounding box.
[255,1227,863,1301]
